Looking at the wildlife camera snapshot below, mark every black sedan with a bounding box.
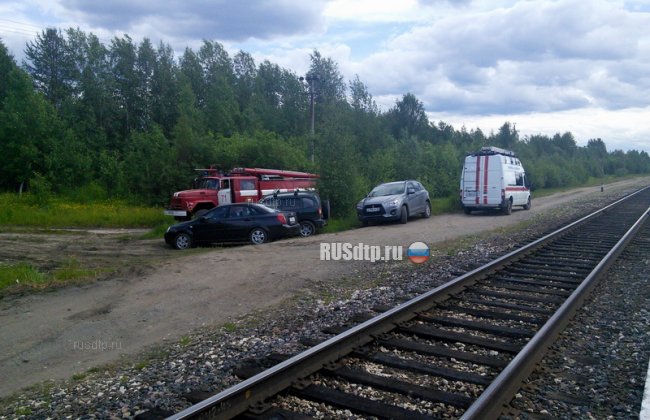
[164,203,300,249]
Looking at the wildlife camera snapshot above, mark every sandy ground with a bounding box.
[0,177,648,397]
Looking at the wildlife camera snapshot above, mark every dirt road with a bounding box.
[0,178,648,396]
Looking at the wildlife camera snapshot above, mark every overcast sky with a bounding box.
[1,0,649,152]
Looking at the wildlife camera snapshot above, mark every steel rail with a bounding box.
[461,200,650,419]
[168,186,649,420]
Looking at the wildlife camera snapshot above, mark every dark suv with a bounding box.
[261,191,329,237]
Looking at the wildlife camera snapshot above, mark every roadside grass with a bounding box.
[0,260,112,295]
[0,193,167,228]
[531,174,642,198]
[0,263,46,290]
[140,222,173,239]
[429,195,461,215]
[322,213,358,233]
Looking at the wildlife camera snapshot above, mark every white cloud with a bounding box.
[1,0,649,152]
[430,106,650,152]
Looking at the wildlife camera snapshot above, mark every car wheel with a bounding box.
[423,201,431,218]
[299,221,316,237]
[523,197,532,210]
[361,220,369,227]
[400,205,408,224]
[503,199,513,215]
[249,228,268,245]
[174,232,192,250]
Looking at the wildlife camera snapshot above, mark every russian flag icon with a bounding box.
[407,241,429,264]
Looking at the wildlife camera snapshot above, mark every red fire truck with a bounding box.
[164,167,319,220]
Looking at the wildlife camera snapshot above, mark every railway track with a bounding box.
[165,187,650,420]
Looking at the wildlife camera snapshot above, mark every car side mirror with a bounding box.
[407,188,415,195]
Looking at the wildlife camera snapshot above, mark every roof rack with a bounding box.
[473,146,517,157]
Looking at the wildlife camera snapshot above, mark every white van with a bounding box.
[460,146,531,215]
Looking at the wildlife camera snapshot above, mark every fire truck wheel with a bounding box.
[423,201,431,218]
[400,206,408,224]
[524,197,532,210]
[249,228,269,245]
[174,233,192,250]
[299,221,316,237]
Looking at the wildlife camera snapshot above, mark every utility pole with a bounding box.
[300,75,318,163]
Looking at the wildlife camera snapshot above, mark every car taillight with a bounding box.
[277,213,287,224]
[318,207,322,216]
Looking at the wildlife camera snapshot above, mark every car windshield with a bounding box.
[368,182,405,197]
[197,178,219,190]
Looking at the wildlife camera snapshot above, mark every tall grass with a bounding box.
[0,260,111,294]
[0,263,46,290]
[0,193,168,228]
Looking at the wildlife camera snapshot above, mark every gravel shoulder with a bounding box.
[0,177,648,400]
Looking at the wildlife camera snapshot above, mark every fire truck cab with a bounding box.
[164,167,318,220]
[460,146,531,215]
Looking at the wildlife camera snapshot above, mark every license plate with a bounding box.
[366,207,380,212]
[465,190,477,197]
[289,216,296,223]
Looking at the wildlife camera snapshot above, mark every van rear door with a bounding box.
[462,155,502,206]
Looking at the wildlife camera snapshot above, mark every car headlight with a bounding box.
[166,226,171,233]
[356,201,363,209]
[385,199,399,207]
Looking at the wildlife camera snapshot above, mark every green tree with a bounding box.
[233,50,257,131]
[122,126,183,204]
[135,38,157,131]
[152,42,180,137]
[0,40,16,104]
[110,35,138,141]
[198,40,238,135]
[385,93,430,140]
[24,28,75,109]
[0,62,59,191]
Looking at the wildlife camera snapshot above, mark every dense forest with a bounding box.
[1,28,649,217]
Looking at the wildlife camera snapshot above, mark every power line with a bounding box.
[0,18,113,44]
[0,18,44,29]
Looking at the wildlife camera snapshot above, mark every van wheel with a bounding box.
[400,206,408,224]
[422,202,431,218]
[524,197,532,210]
[503,199,513,215]
[249,228,268,245]
[299,221,316,237]
[464,207,473,215]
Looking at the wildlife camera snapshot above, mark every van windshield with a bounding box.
[368,182,405,197]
